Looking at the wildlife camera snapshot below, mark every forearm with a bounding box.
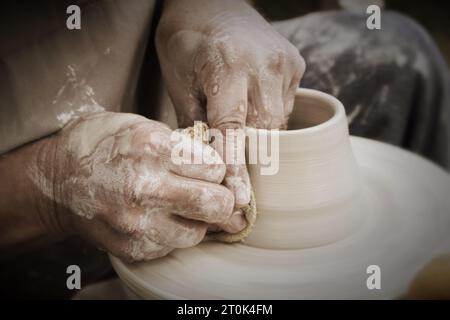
[158,0,260,40]
[0,136,66,257]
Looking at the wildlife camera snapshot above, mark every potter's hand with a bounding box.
[156,0,305,210]
[33,112,238,262]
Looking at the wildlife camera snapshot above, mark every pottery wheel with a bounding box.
[110,136,450,299]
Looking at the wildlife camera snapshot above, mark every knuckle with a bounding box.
[140,128,171,155]
[284,43,304,70]
[118,218,136,234]
[296,54,306,75]
[292,52,306,75]
[209,38,249,73]
[269,50,286,72]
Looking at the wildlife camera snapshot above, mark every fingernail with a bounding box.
[228,211,247,233]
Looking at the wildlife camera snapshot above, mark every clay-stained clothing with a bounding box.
[275,11,450,169]
[0,0,158,154]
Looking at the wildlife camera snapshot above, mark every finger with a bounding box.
[163,173,235,225]
[212,210,247,234]
[128,236,173,262]
[168,88,206,128]
[128,123,225,184]
[167,134,226,184]
[283,47,305,91]
[282,74,300,128]
[74,218,171,263]
[205,74,251,208]
[99,205,207,250]
[282,52,304,128]
[142,212,208,249]
[158,30,206,128]
[250,73,285,129]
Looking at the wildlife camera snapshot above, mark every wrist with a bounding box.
[32,134,74,238]
[157,0,256,44]
[0,134,70,254]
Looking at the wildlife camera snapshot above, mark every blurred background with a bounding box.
[255,0,450,66]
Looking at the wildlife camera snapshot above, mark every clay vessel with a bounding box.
[245,88,364,249]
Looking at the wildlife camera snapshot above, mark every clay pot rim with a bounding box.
[245,88,346,136]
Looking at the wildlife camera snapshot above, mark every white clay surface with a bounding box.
[110,89,450,299]
[244,89,364,249]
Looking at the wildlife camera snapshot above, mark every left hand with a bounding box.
[156,0,305,214]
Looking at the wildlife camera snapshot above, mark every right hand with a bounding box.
[36,112,241,262]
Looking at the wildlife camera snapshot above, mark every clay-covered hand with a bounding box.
[156,0,305,209]
[34,112,240,262]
